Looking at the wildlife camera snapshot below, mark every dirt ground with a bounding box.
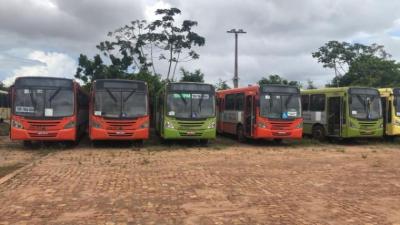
[0,137,400,225]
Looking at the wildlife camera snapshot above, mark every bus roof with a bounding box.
[14,76,74,88]
[301,87,379,95]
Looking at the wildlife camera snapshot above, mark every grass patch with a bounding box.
[0,163,25,178]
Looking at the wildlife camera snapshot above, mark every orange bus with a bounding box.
[89,79,149,143]
[10,76,88,146]
[217,85,303,142]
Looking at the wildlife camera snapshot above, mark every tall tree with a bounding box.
[306,79,317,89]
[215,79,230,91]
[258,74,301,88]
[330,55,400,87]
[312,41,390,86]
[179,68,204,82]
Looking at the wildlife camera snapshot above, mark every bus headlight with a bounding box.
[12,120,24,129]
[208,121,216,129]
[380,123,384,128]
[92,121,102,129]
[64,121,76,129]
[257,122,266,128]
[140,121,149,129]
[165,121,174,129]
[394,120,400,126]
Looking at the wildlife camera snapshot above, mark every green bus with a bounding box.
[155,82,216,143]
[301,87,383,140]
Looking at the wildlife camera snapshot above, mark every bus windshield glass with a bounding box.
[349,88,381,120]
[14,83,74,118]
[94,89,147,118]
[259,86,301,119]
[167,93,215,119]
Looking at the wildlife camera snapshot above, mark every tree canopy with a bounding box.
[214,79,230,91]
[179,68,204,82]
[258,75,301,88]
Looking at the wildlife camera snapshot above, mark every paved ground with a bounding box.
[0,138,400,224]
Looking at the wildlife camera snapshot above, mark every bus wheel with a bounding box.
[312,125,326,141]
[237,125,246,143]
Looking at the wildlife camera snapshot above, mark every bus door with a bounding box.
[380,97,389,133]
[327,96,342,136]
[217,97,224,132]
[245,95,255,136]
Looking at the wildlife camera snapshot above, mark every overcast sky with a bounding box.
[1,0,400,87]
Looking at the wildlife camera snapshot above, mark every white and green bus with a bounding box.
[301,87,383,140]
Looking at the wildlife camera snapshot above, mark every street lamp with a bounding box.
[227,28,246,88]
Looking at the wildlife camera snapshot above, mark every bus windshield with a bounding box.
[350,93,381,120]
[166,93,215,119]
[94,89,147,118]
[14,87,74,117]
[260,93,301,119]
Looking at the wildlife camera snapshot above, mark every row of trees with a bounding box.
[74,7,400,97]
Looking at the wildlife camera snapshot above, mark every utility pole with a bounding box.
[227,28,246,88]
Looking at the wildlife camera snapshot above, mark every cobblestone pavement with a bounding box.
[0,142,400,224]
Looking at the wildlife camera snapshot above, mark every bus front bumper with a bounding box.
[163,128,216,139]
[346,127,383,138]
[254,128,303,140]
[90,127,149,140]
[10,128,76,141]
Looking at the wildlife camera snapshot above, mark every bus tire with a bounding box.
[312,125,326,141]
[236,125,246,143]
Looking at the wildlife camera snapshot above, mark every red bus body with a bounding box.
[216,85,303,140]
[10,77,88,142]
[89,79,149,141]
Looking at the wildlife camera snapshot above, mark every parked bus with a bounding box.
[301,87,383,140]
[10,76,88,146]
[155,82,216,143]
[0,90,10,123]
[216,85,303,142]
[379,88,400,137]
[89,79,149,143]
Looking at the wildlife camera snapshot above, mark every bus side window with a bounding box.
[310,94,325,111]
[225,94,235,110]
[235,93,245,111]
[301,95,310,111]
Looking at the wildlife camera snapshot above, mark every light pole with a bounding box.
[227,28,246,88]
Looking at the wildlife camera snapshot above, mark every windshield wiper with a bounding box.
[29,89,37,109]
[105,88,118,103]
[178,93,187,105]
[123,90,136,103]
[198,94,204,111]
[48,87,61,106]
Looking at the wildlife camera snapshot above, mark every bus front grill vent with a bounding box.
[27,121,61,130]
[270,122,292,130]
[28,132,57,138]
[177,121,205,129]
[179,132,203,137]
[105,121,136,130]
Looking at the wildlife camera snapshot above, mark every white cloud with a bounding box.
[2,51,77,86]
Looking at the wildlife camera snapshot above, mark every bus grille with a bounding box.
[107,132,133,137]
[270,121,292,130]
[28,132,57,138]
[177,120,206,130]
[27,121,61,131]
[179,132,203,137]
[105,120,136,130]
[359,121,377,130]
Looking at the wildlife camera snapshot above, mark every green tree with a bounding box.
[306,79,317,89]
[179,68,204,82]
[312,41,391,86]
[215,79,230,91]
[330,55,400,87]
[258,74,301,88]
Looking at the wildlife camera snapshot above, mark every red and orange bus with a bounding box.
[10,76,88,146]
[217,85,303,142]
[89,79,149,143]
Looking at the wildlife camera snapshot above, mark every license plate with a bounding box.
[37,131,48,135]
[116,131,125,135]
[186,131,195,135]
